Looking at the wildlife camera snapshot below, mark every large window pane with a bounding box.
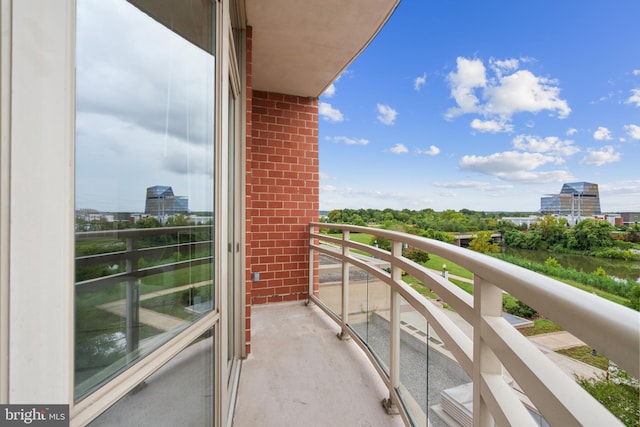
[74,0,215,399]
[89,329,215,426]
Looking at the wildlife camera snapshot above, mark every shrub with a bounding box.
[544,257,561,269]
[505,300,537,319]
[404,247,430,264]
[594,267,608,278]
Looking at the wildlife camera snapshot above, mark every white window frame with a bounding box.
[0,1,243,426]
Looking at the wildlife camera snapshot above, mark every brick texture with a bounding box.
[244,27,320,353]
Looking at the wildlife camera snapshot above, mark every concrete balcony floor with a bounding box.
[233,301,404,427]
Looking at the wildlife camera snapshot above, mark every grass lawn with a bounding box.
[557,346,609,370]
[518,318,563,336]
[422,254,473,280]
[402,276,440,299]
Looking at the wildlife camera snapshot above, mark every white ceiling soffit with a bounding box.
[245,0,400,98]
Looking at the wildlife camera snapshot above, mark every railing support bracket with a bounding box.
[336,329,350,341]
[381,397,399,415]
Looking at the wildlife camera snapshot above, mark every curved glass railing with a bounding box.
[308,223,638,426]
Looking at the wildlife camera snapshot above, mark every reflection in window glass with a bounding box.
[74,0,215,399]
[89,329,215,426]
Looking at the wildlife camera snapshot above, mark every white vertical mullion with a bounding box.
[214,0,229,425]
[8,0,75,404]
[0,0,12,405]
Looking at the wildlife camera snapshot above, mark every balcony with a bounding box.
[258,222,636,426]
[74,223,639,426]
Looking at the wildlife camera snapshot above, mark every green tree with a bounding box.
[136,217,162,228]
[327,209,343,223]
[567,219,614,251]
[350,214,366,226]
[468,231,500,254]
[166,214,191,226]
[534,215,568,248]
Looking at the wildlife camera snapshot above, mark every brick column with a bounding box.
[248,90,318,305]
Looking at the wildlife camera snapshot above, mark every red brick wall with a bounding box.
[244,28,320,354]
[247,90,318,301]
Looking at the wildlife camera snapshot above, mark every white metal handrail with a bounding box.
[308,223,639,426]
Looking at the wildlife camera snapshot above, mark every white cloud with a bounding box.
[625,124,640,140]
[593,126,612,140]
[489,57,519,77]
[415,145,440,156]
[512,135,580,156]
[377,104,398,125]
[438,191,457,197]
[459,151,572,183]
[321,71,348,98]
[483,70,571,118]
[414,72,427,91]
[460,151,558,173]
[321,186,429,205]
[75,0,217,211]
[580,146,621,166]
[445,57,486,117]
[319,102,344,122]
[633,70,640,76]
[626,88,640,107]
[470,118,513,133]
[390,143,408,154]
[446,57,570,120]
[322,83,336,98]
[326,136,369,145]
[566,128,577,136]
[433,180,513,191]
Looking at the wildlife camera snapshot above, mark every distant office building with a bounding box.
[540,182,601,218]
[620,212,640,226]
[145,185,188,216]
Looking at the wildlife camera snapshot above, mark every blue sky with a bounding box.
[318,1,640,213]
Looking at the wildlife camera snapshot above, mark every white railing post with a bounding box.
[308,224,316,303]
[125,236,140,359]
[473,276,503,427]
[383,240,403,414]
[338,230,350,339]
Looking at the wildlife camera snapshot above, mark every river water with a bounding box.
[501,247,640,282]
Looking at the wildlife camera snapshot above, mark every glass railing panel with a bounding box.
[398,295,428,426]
[421,300,472,427]
[317,253,343,318]
[346,263,391,374]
